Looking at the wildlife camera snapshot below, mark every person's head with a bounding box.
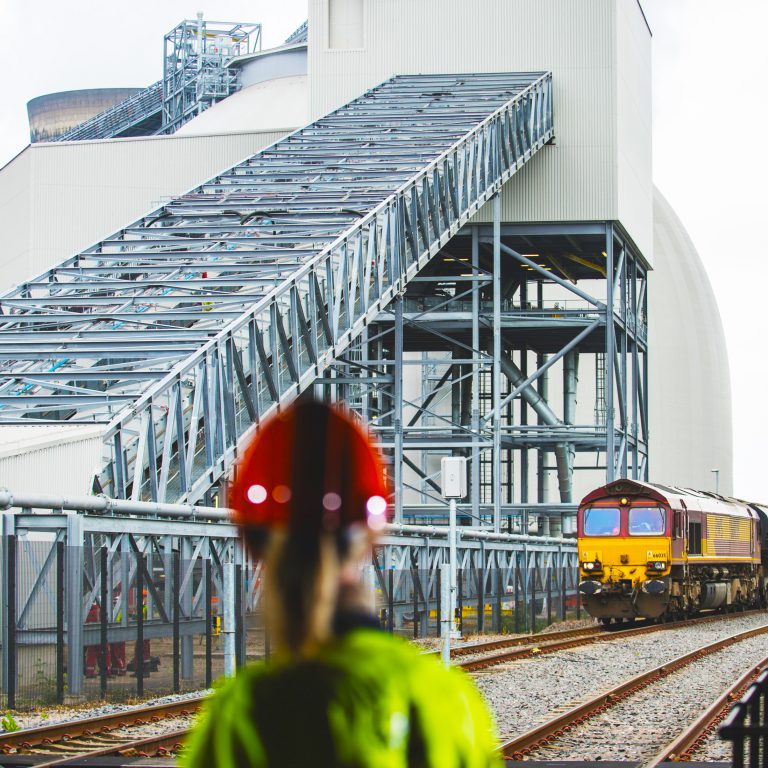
[228,397,389,656]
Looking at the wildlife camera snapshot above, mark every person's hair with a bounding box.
[244,527,371,657]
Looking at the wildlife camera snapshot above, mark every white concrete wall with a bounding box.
[0,129,291,294]
[308,0,654,262]
[0,424,104,497]
[0,149,32,287]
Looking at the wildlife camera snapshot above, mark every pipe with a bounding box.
[0,488,228,520]
[564,351,579,426]
[382,522,572,547]
[499,355,574,503]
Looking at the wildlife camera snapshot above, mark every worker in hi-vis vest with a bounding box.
[182,397,500,767]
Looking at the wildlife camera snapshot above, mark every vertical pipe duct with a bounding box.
[499,355,573,504]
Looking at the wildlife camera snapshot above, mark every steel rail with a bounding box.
[497,623,768,759]
[0,697,203,755]
[457,609,764,672]
[18,728,190,768]
[644,653,768,766]
[449,624,602,658]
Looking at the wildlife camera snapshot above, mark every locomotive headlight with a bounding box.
[647,561,667,571]
[583,562,594,571]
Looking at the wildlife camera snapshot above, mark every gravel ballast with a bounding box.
[473,612,768,747]
[529,632,768,761]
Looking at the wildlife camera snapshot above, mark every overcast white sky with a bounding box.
[0,1,765,499]
[643,0,768,501]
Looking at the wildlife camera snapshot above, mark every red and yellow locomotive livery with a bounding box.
[577,479,768,622]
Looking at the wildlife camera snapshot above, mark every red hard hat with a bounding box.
[229,398,389,534]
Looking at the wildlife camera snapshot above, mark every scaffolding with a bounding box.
[331,220,649,532]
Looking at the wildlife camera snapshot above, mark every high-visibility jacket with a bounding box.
[181,628,500,767]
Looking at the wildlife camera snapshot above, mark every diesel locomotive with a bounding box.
[577,479,768,622]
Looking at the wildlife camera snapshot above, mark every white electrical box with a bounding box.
[440,456,467,499]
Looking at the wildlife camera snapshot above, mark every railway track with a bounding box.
[644,653,768,766]
[1,610,760,765]
[497,623,768,760]
[0,697,201,766]
[456,608,763,671]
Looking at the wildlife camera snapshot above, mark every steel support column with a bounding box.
[492,194,502,533]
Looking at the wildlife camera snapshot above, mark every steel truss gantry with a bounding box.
[0,72,554,508]
[325,220,648,532]
[162,17,262,134]
[0,489,575,696]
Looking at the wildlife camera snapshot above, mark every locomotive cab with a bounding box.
[578,484,672,620]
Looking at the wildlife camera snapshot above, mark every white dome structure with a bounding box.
[648,188,733,494]
[174,75,308,136]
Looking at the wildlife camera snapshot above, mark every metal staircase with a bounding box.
[0,72,553,503]
[54,81,164,142]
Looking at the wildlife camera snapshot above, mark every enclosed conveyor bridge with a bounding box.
[0,72,553,503]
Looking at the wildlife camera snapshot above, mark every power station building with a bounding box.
[0,0,733,523]
[0,0,737,700]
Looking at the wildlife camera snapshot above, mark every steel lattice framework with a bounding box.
[0,72,553,504]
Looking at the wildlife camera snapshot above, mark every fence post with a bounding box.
[100,546,108,699]
[530,563,537,634]
[560,565,567,621]
[412,569,419,639]
[223,560,236,677]
[494,566,502,633]
[436,566,442,638]
[476,568,484,634]
[514,562,521,634]
[205,560,213,688]
[56,541,65,704]
[546,566,552,626]
[457,569,464,634]
[576,565,581,619]
[172,554,180,693]
[6,535,16,709]
[136,552,144,698]
[387,569,394,633]
[235,564,244,669]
